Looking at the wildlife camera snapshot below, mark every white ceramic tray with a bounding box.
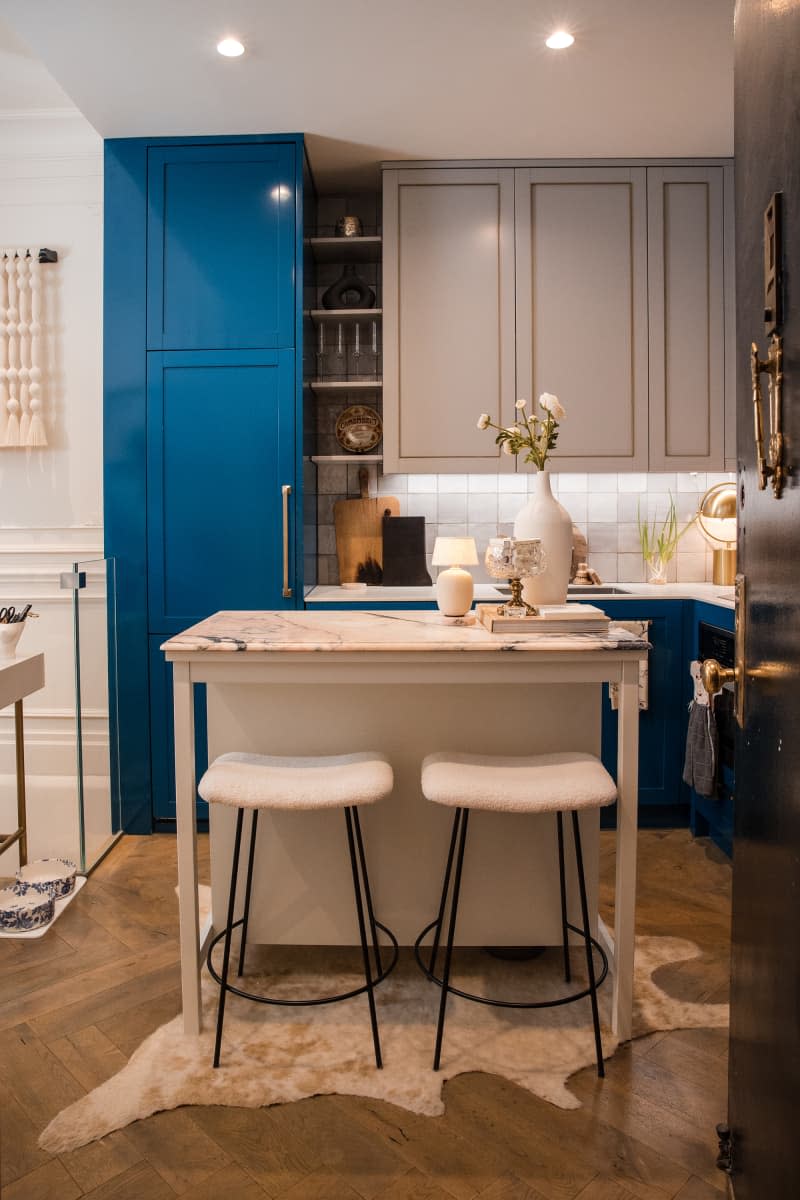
[0,874,87,939]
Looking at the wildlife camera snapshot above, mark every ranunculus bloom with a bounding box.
[539,392,565,420]
[502,440,515,455]
[477,413,491,430]
[515,397,527,410]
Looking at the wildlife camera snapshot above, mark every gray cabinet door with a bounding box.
[647,165,732,470]
[382,167,516,473]
[515,167,649,472]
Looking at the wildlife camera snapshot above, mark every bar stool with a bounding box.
[414,750,617,1076]
[198,750,398,1069]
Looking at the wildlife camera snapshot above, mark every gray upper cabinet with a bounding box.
[382,160,734,473]
[382,167,516,473]
[515,166,649,471]
[647,165,730,471]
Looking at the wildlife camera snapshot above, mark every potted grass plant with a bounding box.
[637,494,692,583]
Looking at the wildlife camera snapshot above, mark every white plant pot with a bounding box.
[513,471,573,605]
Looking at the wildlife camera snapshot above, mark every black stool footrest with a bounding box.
[413,919,608,1010]
[208,919,400,1007]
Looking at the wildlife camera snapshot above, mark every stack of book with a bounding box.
[477,603,610,635]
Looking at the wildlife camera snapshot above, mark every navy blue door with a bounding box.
[147,349,296,634]
[147,144,296,350]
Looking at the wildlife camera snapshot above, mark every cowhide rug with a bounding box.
[40,932,727,1153]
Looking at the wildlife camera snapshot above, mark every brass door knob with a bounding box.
[701,658,737,695]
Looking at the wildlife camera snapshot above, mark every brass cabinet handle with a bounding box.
[751,333,786,498]
[281,484,292,598]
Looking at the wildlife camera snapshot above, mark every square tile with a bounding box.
[468,473,500,492]
[556,473,589,492]
[617,553,646,583]
[378,473,408,494]
[406,493,438,522]
[589,553,619,584]
[587,524,619,554]
[617,473,648,493]
[588,473,619,492]
[498,473,527,493]
[407,474,438,492]
[586,493,618,522]
[438,493,468,523]
[318,464,348,494]
[498,492,524,523]
[468,493,499,524]
[437,474,468,493]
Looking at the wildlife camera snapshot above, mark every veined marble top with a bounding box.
[162,610,650,656]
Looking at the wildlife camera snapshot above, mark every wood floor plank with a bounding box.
[277,1167,373,1200]
[95,986,182,1057]
[0,1026,86,1126]
[672,1176,727,1199]
[2,1158,82,1200]
[377,1167,465,1199]
[188,1104,316,1198]
[475,1172,552,1198]
[58,1130,143,1194]
[0,1091,51,1188]
[173,1162,272,1199]
[121,1108,232,1195]
[79,1162,176,1199]
[572,1181,642,1199]
[47,1025,130,1091]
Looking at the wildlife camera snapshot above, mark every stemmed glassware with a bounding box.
[484,538,547,617]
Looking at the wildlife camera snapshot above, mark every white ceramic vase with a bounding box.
[513,470,573,605]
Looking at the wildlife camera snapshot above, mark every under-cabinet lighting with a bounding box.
[545,30,575,49]
[217,37,245,57]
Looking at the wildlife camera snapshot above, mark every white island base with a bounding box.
[207,681,602,949]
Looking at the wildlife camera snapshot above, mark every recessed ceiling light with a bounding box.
[545,30,575,49]
[217,37,245,58]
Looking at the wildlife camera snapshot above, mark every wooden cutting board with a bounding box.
[334,468,399,584]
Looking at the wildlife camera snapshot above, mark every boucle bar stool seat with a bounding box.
[198,750,398,1070]
[416,750,617,1076]
[199,750,394,810]
[421,750,618,813]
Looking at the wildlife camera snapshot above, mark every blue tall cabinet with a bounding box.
[104,135,308,831]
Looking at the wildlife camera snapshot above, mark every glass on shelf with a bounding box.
[484,538,547,616]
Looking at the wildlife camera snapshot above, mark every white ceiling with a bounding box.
[0,0,734,189]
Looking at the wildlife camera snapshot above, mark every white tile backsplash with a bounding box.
[313,466,735,585]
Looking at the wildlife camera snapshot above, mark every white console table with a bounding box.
[0,653,45,868]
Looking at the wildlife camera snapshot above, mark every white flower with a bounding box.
[539,392,565,421]
[502,440,515,455]
[515,397,527,410]
[477,413,491,430]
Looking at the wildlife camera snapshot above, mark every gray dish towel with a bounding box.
[683,700,718,796]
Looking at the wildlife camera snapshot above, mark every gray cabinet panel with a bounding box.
[647,166,729,470]
[515,167,649,470]
[383,167,516,473]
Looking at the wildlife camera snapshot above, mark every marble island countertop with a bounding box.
[162,609,650,656]
[305,582,735,609]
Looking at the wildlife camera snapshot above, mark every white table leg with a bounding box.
[173,662,201,1035]
[612,657,640,1042]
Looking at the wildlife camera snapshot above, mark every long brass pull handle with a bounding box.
[751,333,786,498]
[281,484,292,599]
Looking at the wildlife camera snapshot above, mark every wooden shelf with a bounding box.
[308,379,383,395]
[307,236,382,264]
[307,308,382,324]
[309,454,383,464]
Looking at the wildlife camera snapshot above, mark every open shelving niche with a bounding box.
[307,210,385,585]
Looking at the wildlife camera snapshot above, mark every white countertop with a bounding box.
[304,582,735,610]
[162,609,649,656]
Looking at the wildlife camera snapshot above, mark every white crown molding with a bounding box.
[0,107,84,121]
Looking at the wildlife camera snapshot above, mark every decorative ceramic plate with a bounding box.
[335,405,383,454]
[16,858,77,899]
[0,885,55,931]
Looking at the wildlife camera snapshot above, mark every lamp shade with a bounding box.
[698,482,737,546]
[432,536,479,567]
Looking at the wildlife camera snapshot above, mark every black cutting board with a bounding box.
[381,515,432,587]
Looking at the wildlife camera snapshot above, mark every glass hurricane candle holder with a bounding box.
[484,538,547,617]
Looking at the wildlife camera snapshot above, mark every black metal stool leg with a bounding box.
[237,809,259,977]
[572,810,605,1078]
[352,807,382,976]
[556,811,572,983]
[213,806,245,1069]
[433,808,469,1071]
[429,808,462,977]
[345,807,383,1069]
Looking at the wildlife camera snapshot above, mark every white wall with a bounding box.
[0,110,108,870]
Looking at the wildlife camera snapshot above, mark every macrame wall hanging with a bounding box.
[1,247,58,449]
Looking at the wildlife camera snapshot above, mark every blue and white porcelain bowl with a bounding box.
[0,885,55,931]
[16,858,77,899]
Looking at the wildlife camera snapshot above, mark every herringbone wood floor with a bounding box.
[0,830,731,1200]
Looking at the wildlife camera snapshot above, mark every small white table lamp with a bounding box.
[432,536,479,617]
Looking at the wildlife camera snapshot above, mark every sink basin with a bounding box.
[494,584,631,596]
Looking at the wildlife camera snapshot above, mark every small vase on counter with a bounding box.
[513,470,573,604]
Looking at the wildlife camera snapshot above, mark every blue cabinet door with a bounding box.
[147,349,296,634]
[600,599,687,826]
[147,143,296,351]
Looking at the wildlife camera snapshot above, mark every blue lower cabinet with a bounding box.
[148,636,209,825]
[600,600,687,828]
[687,602,735,856]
